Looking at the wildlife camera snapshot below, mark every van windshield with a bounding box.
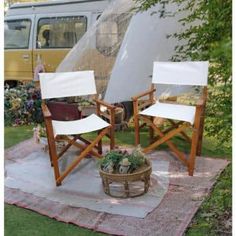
[4,19,31,49]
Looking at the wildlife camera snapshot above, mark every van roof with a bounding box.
[6,0,110,16]
[10,0,108,9]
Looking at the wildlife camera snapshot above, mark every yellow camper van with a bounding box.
[4,0,110,86]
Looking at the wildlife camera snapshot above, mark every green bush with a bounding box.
[135,0,232,148]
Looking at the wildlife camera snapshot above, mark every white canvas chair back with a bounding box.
[39,71,97,99]
[152,61,209,86]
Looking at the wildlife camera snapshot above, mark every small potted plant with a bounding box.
[119,158,131,174]
[99,146,152,198]
[100,146,148,174]
[100,150,127,173]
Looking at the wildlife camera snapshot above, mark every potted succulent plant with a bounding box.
[100,146,147,174]
[99,146,152,198]
[119,158,131,174]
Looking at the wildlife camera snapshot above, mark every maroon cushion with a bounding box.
[47,101,81,121]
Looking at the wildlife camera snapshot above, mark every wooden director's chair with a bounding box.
[39,71,115,186]
[132,61,209,176]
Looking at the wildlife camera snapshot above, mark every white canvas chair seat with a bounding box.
[52,114,110,137]
[140,102,196,125]
[133,61,209,176]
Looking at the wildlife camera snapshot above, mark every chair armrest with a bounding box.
[94,98,116,110]
[41,103,52,118]
[132,87,156,101]
[94,99,116,149]
[94,99,116,126]
[132,87,156,115]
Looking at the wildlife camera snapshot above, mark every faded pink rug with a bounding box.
[5,139,229,236]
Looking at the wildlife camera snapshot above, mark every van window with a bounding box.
[37,16,87,49]
[4,19,31,49]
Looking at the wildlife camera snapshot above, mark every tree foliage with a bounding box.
[135,0,232,147]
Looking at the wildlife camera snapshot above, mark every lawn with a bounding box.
[4,125,231,235]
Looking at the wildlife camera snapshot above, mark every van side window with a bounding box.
[4,19,31,49]
[37,16,87,49]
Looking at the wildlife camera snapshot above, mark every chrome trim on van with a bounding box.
[10,0,107,9]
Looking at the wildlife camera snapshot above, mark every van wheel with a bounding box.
[4,80,19,88]
[115,101,133,121]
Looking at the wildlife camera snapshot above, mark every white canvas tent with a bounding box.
[57,0,191,104]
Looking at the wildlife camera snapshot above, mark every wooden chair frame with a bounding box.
[132,85,207,176]
[42,99,116,186]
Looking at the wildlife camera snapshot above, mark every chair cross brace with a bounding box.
[138,118,192,144]
[165,120,192,143]
[140,115,189,166]
[59,135,102,158]
[50,126,110,186]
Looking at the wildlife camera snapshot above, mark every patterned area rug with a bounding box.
[5,139,229,236]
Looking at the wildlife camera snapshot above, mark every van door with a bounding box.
[4,15,34,82]
[33,13,90,73]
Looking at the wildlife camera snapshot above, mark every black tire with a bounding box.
[4,80,20,88]
[118,101,133,121]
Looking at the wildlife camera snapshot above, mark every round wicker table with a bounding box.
[99,159,152,198]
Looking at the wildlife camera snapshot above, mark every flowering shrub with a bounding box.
[4,82,43,126]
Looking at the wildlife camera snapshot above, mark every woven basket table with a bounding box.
[99,159,152,198]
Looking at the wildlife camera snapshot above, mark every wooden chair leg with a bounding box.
[188,106,202,176]
[188,128,199,176]
[48,137,61,186]
[45,127,53,167]
[110,107,115,150]
[196,114,205,156]
[47,141,53,167]
[98,130,102,154]
[149,116,154,144]
[133,100,140,146]
[197,87,208,156]
[134,115,140,146]
[45,118,61,186]
[44,117,61,186]
[51,145,62,186]
[110,126,115,150]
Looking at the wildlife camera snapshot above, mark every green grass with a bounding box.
[4,125,34,149]
[86,127,231,158]
[5,204,105,236]
[186,164,232,235]
[4,125,231,236]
